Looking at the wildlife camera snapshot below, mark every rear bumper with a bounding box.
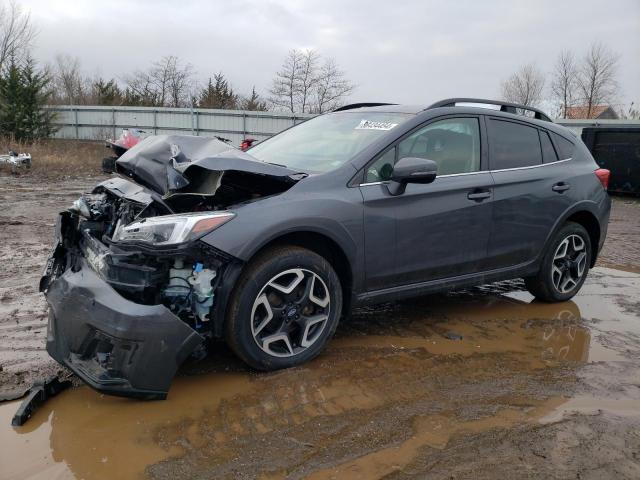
[45,259,203,399]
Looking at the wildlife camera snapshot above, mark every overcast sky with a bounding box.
[16,0,640,111]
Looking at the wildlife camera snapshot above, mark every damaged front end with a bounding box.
[40,135,303,399]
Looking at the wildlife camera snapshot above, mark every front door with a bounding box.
[360,116,494,291]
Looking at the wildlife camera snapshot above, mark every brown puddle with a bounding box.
[1,267,639,480]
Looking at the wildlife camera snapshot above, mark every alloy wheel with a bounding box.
[552,234,587,294]
[251,268,331,357]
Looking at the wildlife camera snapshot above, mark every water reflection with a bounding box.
[1,294,592,480]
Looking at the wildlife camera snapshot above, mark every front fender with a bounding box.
[200,188,364,290]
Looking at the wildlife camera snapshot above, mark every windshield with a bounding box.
[249,112,413,173]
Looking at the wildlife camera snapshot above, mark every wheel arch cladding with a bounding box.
[239,231,353,314]
[565,210,600,267]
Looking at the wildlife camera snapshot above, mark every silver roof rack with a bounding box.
[427,98,552,122]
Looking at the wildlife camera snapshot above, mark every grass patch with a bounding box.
[0,137,107,178]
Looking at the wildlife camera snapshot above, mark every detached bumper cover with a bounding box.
[45,259,203,399]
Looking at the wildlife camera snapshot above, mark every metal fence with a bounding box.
[45,105,639,145]
[554,118,640,135]
[45,105,314,145]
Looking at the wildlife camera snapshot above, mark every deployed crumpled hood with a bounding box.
[116,135,302,196]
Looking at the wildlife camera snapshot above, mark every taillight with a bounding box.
[594,168,610,190]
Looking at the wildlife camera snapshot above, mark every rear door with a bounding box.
[487,118,575,268]
[360,116,494,290]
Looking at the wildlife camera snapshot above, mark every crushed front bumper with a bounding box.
[44,258,204,399]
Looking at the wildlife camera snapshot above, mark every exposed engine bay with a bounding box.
[41,135,303,338]
[59,186,228,334]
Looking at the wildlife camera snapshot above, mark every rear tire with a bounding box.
[225,246,342,371]
[525,222,591,302]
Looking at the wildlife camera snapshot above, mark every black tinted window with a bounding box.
[550,132,575,159]
[489,119,542,169]
[540,131,559,163]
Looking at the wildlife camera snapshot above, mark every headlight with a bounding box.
[113,212,234,246]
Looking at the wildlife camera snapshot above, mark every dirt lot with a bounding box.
[0,171,639,479]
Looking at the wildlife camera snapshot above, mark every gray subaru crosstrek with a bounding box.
[41,98,611,399]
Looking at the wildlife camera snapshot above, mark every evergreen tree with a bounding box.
[0,57,55,140]
[92,78,123,106]
[0,59,22,136]
[240,86,268,111]
[198,73,237,109]
[122,86,146,107]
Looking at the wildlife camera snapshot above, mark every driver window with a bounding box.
[397,118,481,176]
[365,147,396,183]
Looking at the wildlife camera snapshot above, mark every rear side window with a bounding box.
[489,119,542,169]
[550,132,575,159]
[539,131,559,163]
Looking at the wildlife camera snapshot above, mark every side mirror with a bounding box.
[387,157,437,195]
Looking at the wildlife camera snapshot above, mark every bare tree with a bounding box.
[297,49,320,113]
[269,49,354,113]
[147,56,174,106]
[313,58,355,113]
[0,0,35,73]
[124,68,158,106]
[51,54,87,104]
[124,55,195,107]
[577,42,619,118]
[617,102,640,120]
[269,49,303,113]
[161,56,195,107]
[550,50,578,118]
[500,63,545,108]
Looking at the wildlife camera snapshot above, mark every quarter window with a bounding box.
[550,132,575,160]
[365,147,396,183]
[489,119,542,169]
[396,118,481,176]
[540,130,559,163]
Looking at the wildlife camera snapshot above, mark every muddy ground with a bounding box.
[0,173,639,479]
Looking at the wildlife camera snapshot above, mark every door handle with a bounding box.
[552,182,571,193]
[467,189,491,201]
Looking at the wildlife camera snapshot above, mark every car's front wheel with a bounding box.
[525,222,592,302]
[225,246,342,370]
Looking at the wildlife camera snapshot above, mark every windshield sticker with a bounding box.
[355,119,398,131]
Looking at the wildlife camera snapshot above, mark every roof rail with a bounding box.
[427,98,552,122]
[333,102,398,112]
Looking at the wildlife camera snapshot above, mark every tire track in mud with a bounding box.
[0,174,101,392]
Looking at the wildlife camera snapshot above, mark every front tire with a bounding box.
[525,222,591,302]
[225,246,342,370]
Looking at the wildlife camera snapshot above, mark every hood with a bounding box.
[115,135,303,196]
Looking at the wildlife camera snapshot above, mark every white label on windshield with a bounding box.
[355,119,398,131]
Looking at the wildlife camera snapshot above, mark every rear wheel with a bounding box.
[525,222,591,302]
[225,246,342,370]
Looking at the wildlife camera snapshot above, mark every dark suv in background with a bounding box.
[42,98,611,399]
